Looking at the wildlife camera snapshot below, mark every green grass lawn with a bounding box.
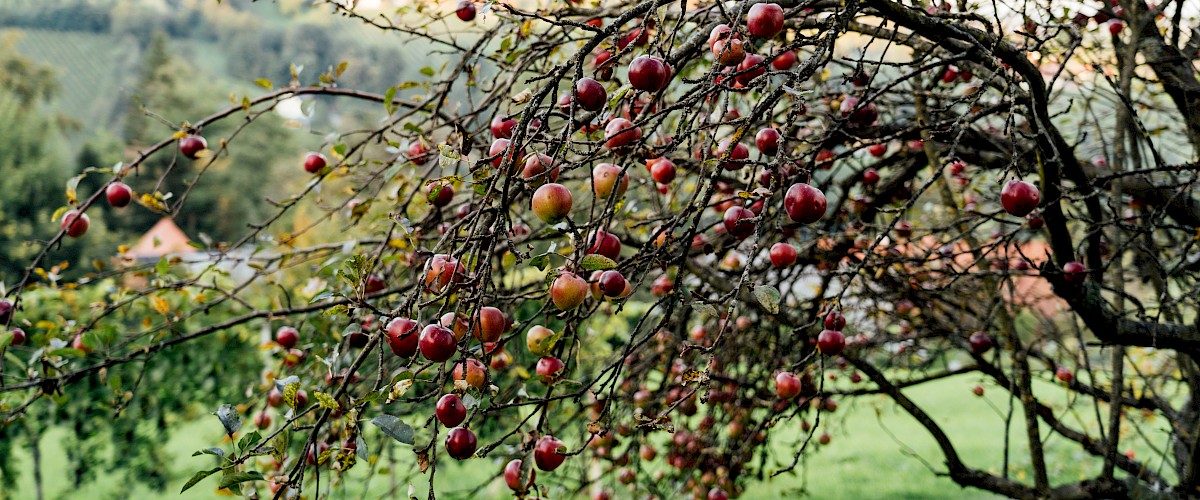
[9,373,1172,499]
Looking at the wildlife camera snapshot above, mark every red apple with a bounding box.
[817,329,845,356]
[61,210,90,238]
[550,271,589,310]
[1062,261,1086,283]
[535,435,567,471]
[179,134,207,159]
[526,325,556,355]
[436,394,468,427]
[746,3,785,39]
[824,311,846,330]
[969,331,993,354]
[604,118,642,149]
[532,183,574,223]
[8,328,25,346]
[504,459,536,492]
[895,221,913,238]
[586,230,621,260]
[1056,367,1074,383]
[861,168,879,186]
[774,371,802,399]
[455,0,476,21]
[598,270,626,298]
[723,206,756,239]
[453,358,488,388]
[735,54,766,85]
[713,38,746,66]
[474,306,506,343]
[769,242,797,267]
[445,427,477,459]
[1000,179,1040,217]
[771,49,798,70]
[428,182,454,207]
[106,182,133,208]
[592,163,629,199]
[650,158,676,183]
[784,183,827,224]
[628,55,669,92]
[491,115,517,139]
[304,152,327,173]
[275,326,299,349]
[839,96,878,125]
[756,128,781,156]
[419,324,458,362]
[867,143,887,157]
[408,142,432,164]
[535,355,566,382]
[574,77,607,112]
[254,411,272,429]
[708,488,730,500]
[717,140,750,170]
[522,153,560,184]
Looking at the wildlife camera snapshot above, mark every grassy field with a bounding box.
[9,373,1173,499]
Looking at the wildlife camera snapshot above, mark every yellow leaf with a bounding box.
[172,130,189,139]
[150,296,170,315]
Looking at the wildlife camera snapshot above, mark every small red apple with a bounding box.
[574,77,607,111]
[61,210,90,238]
[550,271,589,310]
[774,371,802,399]
[532,183,574,223]
[504,459,536,492]
[534,435,567,471]
[304,152,327,173]
[722,206,756,239]
[275,326,299,349]
[769,243,797,267]
[746,3,785,39]
[419,324,458,362]
[628,55,669,92]
[106,182,133,208]
[535,355,566,382]
[1062,261,1086,283]
[179,134,207,159]
[1000,179,1040,217]
[771,50,797,70]
[784,183,827,224]
[455,0,476,21]
[436,394,468,427]
[445,427,477,459]
[817,329,845,356]
[755,128,781,156]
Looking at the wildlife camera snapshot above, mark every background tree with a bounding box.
[2,0,1200,499]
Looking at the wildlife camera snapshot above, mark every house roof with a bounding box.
[123,218,196,259]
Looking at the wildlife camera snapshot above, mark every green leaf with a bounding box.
[217,470,263,490]
[371,414,414,445]
[181,467,221,493]
[462,393,480,410]
[384,86,397,115]
[335,61,349,77]
[283,382,300,408]
[156,257,170,276]
[580,254,617,271]
[237,431,262,452]
[65,173,85,204]
[419,67,435,77]
[332,143,348,158]
[47,347,85,358]
[313,391,340,410]
[753,285,781,314]
[692,302,719,318]
[192,447,226,457]
[213,404,241,436]
[254,78,272,89]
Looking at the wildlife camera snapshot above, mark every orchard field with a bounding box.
[1,0,1199,500]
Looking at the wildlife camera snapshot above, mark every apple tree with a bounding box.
[2,0,1200,498]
